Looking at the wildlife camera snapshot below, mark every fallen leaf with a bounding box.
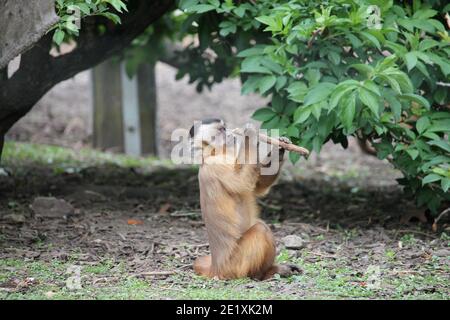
[127,219,144,225]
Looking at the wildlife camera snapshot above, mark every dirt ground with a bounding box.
[1,64,449,299]
[0,149,449,299]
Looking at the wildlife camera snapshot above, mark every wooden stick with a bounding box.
[232,129,310,156]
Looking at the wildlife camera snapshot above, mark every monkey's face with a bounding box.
[190,119,232,152]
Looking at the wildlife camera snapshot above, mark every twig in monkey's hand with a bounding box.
[232,128,310,156]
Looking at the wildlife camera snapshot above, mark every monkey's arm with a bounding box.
[255,145,285,196]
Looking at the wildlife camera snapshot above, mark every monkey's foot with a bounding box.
[276,264,302,277]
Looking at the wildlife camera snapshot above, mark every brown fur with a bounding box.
[193,122,299,280]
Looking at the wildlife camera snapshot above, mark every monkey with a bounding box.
[189,118,300,280]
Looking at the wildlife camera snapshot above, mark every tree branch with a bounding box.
[0,0,174,137]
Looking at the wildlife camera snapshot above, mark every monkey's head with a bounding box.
[189,118,232,154]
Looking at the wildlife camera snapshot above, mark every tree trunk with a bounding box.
[0,0,174,160]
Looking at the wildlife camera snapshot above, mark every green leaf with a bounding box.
[260,58,283,75]
[350,64,374,77]
[287,125,299,137]
[359,87,380,117]
[428,140,450,153]
[187,4,216,13]
[252,108,276,121]
[289,151,301,164]
[360,31,381,49]
[416,116,430,134]
[261,115,281,129]
[311,102,323,120]
[391,72,413,93]
[241,57,272,74]
[340,93,356,130]
[427,119,450,132]
[53,29,65,45]
[255,16,276,27]
[399,94,431,109]
[422,174,441,186]
[275,76,287,91]
[434,88,448,105]
[404,52,417,71]
[219,21,237,36]
[233,6,246,18]
[406,149,419,160]
[179,0,199,10]
[329,85,356,111]
[328,51,340,65]
[286,82,308,103]
[384,93,402,121]
[241,76,260,95]
[442,178,450,193]
[237,46,265,57]
[259,75,277,94]
[312,135,323,153]
[304,69,321,86]
[294,106,312,124]
[303,82,336,106]
[105,0,128,12]
[422,131,441,140]
[271,95,284,113]
[346,33,362,48]
[375,141,394,160]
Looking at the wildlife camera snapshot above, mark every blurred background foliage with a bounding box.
[52,0,450,214]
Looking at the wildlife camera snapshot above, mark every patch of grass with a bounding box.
[1,255,448,300]
[2,141,173,169]
[400,234,417,246]
[386,273,449,299]
[276,249,291,264]
[385,249,397,261]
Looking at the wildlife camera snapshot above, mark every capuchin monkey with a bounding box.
[189,118,300,280]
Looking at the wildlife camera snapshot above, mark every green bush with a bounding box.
[52,0,127,45]
[177,0,450,214]
[51,0,449,214]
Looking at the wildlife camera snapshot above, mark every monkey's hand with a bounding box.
[277,136,291,157]
[278,136,292,146]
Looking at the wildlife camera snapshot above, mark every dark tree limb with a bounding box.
[0,0,174,144]
[0,68,6,81]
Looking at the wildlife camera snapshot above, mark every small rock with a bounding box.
[3,213,26,223]
[45,291,55,298]
[433,249,449,257]
[0,168,8,176]
[31,197,74,218]
[282,235,305,250]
